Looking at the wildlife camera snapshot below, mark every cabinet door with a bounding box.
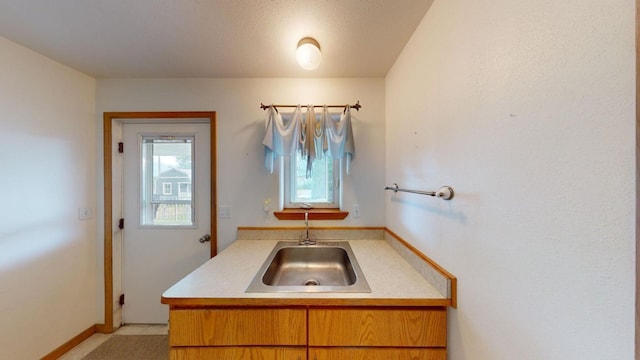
[171,347,307,360]
[309,347,446,360]
[309,308,446,347]
[169,308,307,346]
[309,348,447,360]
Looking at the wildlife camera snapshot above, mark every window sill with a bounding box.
[273,208,349,220]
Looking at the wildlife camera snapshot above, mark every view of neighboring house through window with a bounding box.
[287,152,336,206]
[178,182,192,199]
[141,135,195,226]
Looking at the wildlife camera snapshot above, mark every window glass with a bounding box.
[290,152,334,204]
[178,182,191,199]
[140,136,195,226]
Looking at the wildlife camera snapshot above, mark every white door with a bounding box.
[122,122,211,324]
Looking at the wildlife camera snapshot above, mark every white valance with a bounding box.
[263,104,355,176]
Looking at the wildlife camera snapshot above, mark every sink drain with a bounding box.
[303,279,320,286]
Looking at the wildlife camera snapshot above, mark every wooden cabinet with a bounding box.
[169,308,306,346]
[308,307,446,360]
[309,348,445,360]
[308,308,446,347]
[171,347,306,360]
[169,308,307,360]
[168,306,446,360]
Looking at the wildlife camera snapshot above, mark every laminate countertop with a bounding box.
[161,239,450,307]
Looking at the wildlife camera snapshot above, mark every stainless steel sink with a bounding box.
[246,241,371,293]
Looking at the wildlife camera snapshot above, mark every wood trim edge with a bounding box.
[210,112,218,257]
[40,325,96,360]
[95,323,113,334]
[102,113,114,333]
[162,297,451,307]
[274,208,349,220]
[237,226,386,231]
[385,228,458,308]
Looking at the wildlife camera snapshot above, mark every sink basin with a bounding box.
[246,241,371,293]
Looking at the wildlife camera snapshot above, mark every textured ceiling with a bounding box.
[0,0,434,78]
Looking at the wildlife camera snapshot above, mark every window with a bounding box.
[283,151,340,209]
[140,135,195,226]
[178,182,191,199]
[266,107,353,216]
[278,110,343,209]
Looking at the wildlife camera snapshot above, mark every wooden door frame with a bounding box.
[98,111,217,333]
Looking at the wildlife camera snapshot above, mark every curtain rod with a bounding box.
[260,100,361,112]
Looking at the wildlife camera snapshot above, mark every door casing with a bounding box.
[99,111,217,333]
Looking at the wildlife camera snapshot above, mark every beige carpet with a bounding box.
[82,335,168,360]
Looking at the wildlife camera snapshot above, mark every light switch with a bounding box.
[219,205,232,219]
[78,207,93,220]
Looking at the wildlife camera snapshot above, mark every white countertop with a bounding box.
[162,239,448,306]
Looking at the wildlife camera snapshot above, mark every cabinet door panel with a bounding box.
[171,347,306,360]
[309,308,446,347]
[310,347,446,360]
[169,308,307,346]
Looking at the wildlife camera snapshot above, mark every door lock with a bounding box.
[199,234,211,243]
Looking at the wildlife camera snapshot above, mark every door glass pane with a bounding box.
[141,135,195,226]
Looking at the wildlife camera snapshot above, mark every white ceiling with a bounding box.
[0,0,434,78]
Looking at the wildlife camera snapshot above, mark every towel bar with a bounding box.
[384,183,454,200]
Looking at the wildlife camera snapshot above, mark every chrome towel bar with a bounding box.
[384,183,454,200]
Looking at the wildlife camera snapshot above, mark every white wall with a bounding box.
[95,78,386,321]
[0,36,97,358]
[385,1,635,359]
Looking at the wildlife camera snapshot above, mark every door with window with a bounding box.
[122,122,211,324]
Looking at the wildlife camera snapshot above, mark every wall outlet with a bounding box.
[219,205,232,219]
[263,198,271,218]
[352,204,361,218]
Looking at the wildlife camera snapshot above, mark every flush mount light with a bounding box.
[296,37,322,70]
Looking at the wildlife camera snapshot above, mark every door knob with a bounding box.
[199,234,211,243]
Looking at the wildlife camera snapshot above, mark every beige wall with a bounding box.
[0,36,97,359]
[385,0,635,359]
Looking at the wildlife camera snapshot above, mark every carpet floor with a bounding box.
[81,335,168,360]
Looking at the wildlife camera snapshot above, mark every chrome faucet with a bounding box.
[299,212,316,245]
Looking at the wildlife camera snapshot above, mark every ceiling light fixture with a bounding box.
[296,37,322,71]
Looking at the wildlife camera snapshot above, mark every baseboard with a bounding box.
[41,324,96,360]
[95,323,115,334]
